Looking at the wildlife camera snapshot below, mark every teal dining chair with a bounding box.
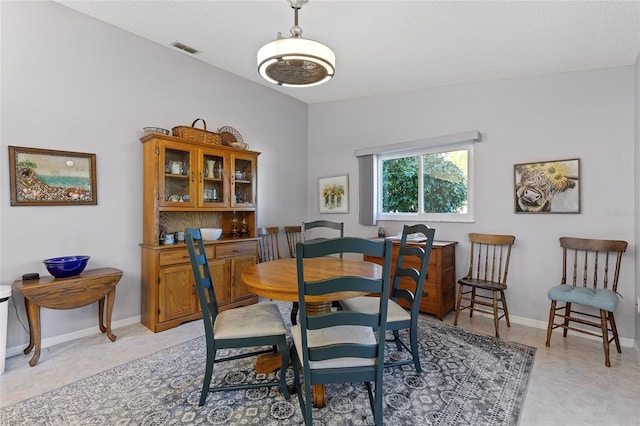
[185,227,290,406]
[290,237,393,425]
[341,224,435,372]
[290,220,345,324]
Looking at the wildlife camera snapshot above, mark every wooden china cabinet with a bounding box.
[139,133,260,332]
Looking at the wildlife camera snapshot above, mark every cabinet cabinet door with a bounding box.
[198,149,229,207]
[231,152,257,208]
[159,141,196,207]
[207,257,229,307]
[230,254,258,302]
[158,264,197,323]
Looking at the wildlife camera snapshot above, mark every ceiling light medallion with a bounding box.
[257,0,335,87]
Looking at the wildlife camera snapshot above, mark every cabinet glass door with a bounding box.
[159,143,195,207]
[231,153,256,208]
[200,150,227,207]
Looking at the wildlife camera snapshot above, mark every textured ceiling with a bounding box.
[57,0,640,104]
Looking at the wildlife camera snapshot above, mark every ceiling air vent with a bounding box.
[171,42,198,55]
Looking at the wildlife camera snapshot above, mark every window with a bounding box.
[376,143,473,222]
[355,130,479,225]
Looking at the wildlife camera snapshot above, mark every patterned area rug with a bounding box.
[0,306,535,425]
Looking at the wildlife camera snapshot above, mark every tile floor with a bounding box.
[1,307,639,425]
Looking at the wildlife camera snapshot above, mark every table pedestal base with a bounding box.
[255,301,332,408]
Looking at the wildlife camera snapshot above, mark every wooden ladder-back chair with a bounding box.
[341,224,435,372]
[291,237,393,426]
[454,233,516,338]
[185,228,290,406]
[257,226,281,263]
[284,225,302,258]
[545,237,628,367]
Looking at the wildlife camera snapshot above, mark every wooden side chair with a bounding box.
[291,237,393,426]
[546,237,628,367]
[257,226,281,263]
[341,224,435,372]
[454,233,516,338]
[185,227,290,406]
[284,225,302,258]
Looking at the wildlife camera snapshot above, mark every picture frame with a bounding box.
[514,158,580,213]
[9,146,97,206]
[319,174,349,213]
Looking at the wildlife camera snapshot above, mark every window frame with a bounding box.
[376,141,474,223]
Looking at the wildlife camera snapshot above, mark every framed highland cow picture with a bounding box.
[514,158,580,214]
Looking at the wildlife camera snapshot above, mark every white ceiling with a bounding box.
[57,0,640,104]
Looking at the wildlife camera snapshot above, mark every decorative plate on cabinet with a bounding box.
[217,126,244,146]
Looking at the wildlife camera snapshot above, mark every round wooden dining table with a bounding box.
[242,256,382,408]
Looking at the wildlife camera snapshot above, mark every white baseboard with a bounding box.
[5,312,637,359]
[473,311,636,348]
[5,315,141,358]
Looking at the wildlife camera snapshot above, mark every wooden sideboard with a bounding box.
[364,239,457,319]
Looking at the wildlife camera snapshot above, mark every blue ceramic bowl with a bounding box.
[43,255,90,278]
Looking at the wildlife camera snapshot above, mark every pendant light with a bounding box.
[257,0,335,87]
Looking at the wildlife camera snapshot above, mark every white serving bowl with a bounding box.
[200,228,222,240]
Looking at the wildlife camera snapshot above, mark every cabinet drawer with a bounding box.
[216,241,257,258]
[159,246,214,266]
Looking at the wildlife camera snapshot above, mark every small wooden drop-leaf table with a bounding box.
[12,267,123,367]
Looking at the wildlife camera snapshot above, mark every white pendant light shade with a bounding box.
[257,37,335,87]
[257,0,335,87]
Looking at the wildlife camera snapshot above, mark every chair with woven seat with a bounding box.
[454,233,516,338]
[291,237,393,426]
[545,237,628,367]
[284,225,302,258]
[185,227,290,406]
[341,224,435,372]
[257,226,282,263]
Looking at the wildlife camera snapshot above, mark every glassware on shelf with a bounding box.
[232,213,239,237]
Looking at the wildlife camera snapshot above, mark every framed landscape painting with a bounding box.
[319,174,349,213]
[9,146,97,206]
[514,158,580,213]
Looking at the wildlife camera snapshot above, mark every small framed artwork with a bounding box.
[514,158,580,213]
[9,146,97,206]
[319,174,349,213]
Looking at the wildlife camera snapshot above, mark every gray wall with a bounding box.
[307,67,637,341]
[1,1,308,353]
[635,52,640,349]
[1,1,638,356]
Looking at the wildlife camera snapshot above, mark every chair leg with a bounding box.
[562,302,571,338]
[392,330,402,351]
[469,287,476,318]
[410,324,421,373]
[492,291,500,338]
[600,309,611,367]
[453,283,463,326]
[545,300,556,347]
[609,312,621,353]
[500,290,510,328]
[370,381,383,426]
[278,339,290,399]
[200,347,216,406]
[290,302,299,325]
